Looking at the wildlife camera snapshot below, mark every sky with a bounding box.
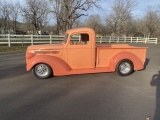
[132,0,160,17]
[98,0,160,18]
[8,0,160,21]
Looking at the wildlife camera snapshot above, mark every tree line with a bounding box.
[0,0,160,38]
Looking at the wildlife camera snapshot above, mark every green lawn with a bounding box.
[0,46,27,53]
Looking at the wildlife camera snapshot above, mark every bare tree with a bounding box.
[0,0,2,33]
[106,0,135,36]
[20,0,50,34]
[50,0,101,34]
[49,0,63,34]
[144,11,157,37]
[127,19,143,37]
[156,6,160,38]
[84,14,104,34]
[0,0,12,34]
[10,2,20,33]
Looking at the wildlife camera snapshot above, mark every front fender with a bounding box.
[26,55,71,76]
[109,52,144,71]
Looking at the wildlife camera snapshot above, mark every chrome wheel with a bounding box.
[119,62,131,74]
[33,63,52,79]
[116,60,134,76]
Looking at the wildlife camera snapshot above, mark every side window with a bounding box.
[70,33,89,45]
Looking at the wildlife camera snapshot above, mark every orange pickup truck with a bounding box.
[26,28,147,79]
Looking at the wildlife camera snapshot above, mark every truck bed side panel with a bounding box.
[96,45,147,69]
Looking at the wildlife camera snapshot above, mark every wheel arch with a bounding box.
[109,51,144,71]
[116,59,134,67]
[26,55,71,76]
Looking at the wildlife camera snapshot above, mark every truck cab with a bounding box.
[26,28,147,79]
[64,28,96,69]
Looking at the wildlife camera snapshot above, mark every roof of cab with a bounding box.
[66,28,95,34]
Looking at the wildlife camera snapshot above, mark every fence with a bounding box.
[0,34,158,47]
[96,36,158,44]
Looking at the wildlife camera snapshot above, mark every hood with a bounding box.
[26,44,65,57]
[27,44,64,51]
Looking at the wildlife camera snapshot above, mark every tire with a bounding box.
[33,63,52,79]
[116,59,134,76]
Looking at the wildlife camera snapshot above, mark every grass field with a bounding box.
[0,46,27,53]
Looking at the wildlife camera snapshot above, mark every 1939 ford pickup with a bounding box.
[26,28,147,79]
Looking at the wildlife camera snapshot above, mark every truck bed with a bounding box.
[96,44,144,48]
[96,44,147,68]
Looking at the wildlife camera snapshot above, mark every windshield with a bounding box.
[63,34,68,43]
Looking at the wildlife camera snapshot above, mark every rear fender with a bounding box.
[109,52,144,71]
[26,55,71,76]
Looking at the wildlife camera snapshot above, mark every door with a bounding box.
[67,33,93,69]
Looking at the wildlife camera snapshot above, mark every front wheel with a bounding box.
[33,63,52,79]
[116,60,134,76]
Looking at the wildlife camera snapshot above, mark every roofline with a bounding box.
[66,28,95,34]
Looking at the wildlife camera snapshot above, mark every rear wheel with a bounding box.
[116,60,134,76]
[33,63,52,79]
